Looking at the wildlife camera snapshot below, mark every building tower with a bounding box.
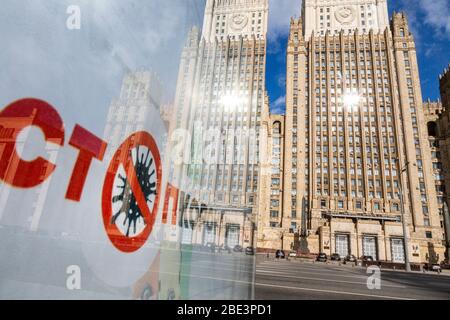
[275,0,445,264]
[256,96,286,250]
[172,0,269,249]
[437,65,450,260]
[423,99,450,259]
[103,71,162,157]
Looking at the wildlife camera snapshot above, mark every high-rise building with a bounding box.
[437,65,450,261]
[423,99,450,259]
[302,0,390,40]
[265,0,445,264]
[103,71,162,157]
[257,96,287,249]
[171,0,269,248]
[440,65,450,109]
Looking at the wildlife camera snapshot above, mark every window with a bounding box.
[363,236,378,260]
[391,239,405,263]
[290,222,297,232]
[392,203,399,212]
[426,231,433,239]
[338,200,344,209]
[273,121,281,134]
[428,122,438,137]
[335,234,350,257]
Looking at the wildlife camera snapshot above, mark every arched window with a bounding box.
[273,121,281,134]
[427,121,438,137]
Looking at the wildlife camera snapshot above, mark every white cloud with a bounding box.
[277,75,286,88]
[271,95,286,114]
[268,0,301,37]
[419,0,450,39]
[268,0,302,53]
[397,0,450,43]
[0,0,203,133]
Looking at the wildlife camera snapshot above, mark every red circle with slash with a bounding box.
[102,131,162,253]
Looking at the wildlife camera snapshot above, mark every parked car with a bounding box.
[289,251,298,258]
[276,250,286,259]
[424,263,442,273]
[431,264,442,273]
[316,253,327,262]
[188,244,204,253]
[219,245,232,254]
[205,242,218,253]
[344,254,357,263]
[361,256,374,262]
[330,253,341,261]
[245,247,255,256]
[233,245,243,253]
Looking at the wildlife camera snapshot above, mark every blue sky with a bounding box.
[1,0,448,128]
[267,0,450,114]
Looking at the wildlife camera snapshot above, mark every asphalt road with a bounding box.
[177,248,255,300]
[255,259,450,300]
[0,227,256,299]
[2,226,449,300]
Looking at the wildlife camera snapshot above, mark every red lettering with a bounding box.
[162,183,179,225]
[0,98,64,188]
[66,124,107,201]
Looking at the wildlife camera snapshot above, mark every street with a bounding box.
[177,248,255,300]
[255,259,450,300]
[0,227,257,300]
[1,225,450,300]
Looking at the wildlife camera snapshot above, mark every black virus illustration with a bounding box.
[111,146,157,237]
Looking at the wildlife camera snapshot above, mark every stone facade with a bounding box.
[423,100,449,260]
[103,71,162,159]
[257,1,446,264]
[302,0,390,40]
[436,66,450,261]
[256,95,287,251]
[170,0,269,249]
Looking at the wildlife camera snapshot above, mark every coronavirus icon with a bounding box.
[111,145,157,237]
[102,131,162,253]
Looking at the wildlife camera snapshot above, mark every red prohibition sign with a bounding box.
[102,131,162,253]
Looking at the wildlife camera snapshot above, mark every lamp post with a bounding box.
[398,161,412,272]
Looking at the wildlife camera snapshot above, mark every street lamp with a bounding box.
[397,161,413,272]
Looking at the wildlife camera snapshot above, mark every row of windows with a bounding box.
[312,41,386,51]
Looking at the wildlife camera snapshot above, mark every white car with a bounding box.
[424,263,442,272]
[289,252,298,258]
[431,264,442,272]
